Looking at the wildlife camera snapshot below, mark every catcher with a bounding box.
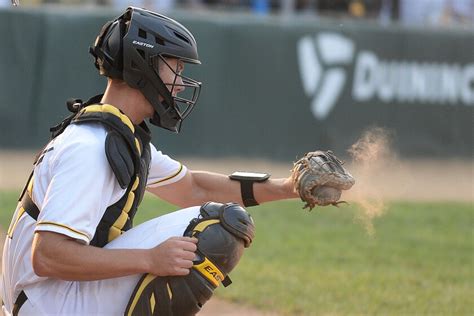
[0,7,354,316]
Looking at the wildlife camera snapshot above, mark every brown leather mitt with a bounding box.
[292,150,355,210]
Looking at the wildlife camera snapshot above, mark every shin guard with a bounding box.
[124,202,255,316]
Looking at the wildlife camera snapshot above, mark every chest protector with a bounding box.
[74,104,152,247]
[18,95,151,248]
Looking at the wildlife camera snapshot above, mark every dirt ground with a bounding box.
[0,150,472,315]
[1,150,472,202]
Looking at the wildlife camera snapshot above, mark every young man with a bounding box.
[1,7,297,315]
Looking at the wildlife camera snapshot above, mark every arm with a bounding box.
[31,231,197,281]
[148,170,299,208]
[31,136,199,281]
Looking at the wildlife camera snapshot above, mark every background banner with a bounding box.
[0,8,472,159]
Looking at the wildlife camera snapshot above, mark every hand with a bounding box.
[146,236,198,276]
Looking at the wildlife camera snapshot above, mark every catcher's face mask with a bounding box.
[151,55,201,128]
[91,7,202,133]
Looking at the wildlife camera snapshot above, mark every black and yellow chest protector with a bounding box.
[72,104,152,247]
[17,97,151,248]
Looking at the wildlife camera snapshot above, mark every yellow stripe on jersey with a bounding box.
[36,221,90,240]
[148,163,184,186]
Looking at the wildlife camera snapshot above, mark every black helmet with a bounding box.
[90,7,201,132]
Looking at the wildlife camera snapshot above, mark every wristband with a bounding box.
[229,172,270,207]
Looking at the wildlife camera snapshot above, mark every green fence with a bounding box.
[0,7,472,159]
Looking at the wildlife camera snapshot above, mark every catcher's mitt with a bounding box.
[292,150,355,210]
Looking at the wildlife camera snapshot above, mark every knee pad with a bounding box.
[124,202,255,316]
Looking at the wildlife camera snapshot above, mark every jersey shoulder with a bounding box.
[48,123,110,171]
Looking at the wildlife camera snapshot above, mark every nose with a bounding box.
[174,76,185,95]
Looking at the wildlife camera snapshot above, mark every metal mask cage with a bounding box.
[151,55,202,120]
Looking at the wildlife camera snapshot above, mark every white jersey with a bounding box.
[1,122,187,312]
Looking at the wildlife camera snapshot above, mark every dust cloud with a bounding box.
[344,127,398,235]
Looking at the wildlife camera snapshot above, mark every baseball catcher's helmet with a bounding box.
[90,7,201,132]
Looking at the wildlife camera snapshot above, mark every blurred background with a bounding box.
[1,0,474,26]
[0,0,473,160]
[0,2,472,315]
